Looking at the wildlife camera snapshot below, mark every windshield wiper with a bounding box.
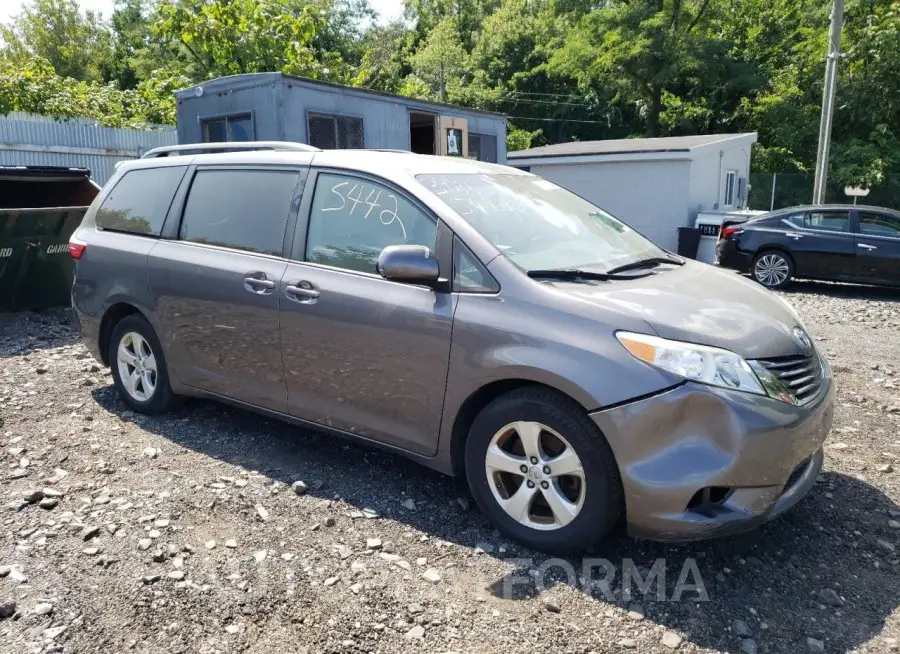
[527,268,649,282]
[605,255,685,275]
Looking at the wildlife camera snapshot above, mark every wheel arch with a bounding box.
[98,302,147,366]
[448,379,594,478]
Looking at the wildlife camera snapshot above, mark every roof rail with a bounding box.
[141,141,321,158]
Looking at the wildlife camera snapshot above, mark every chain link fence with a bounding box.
[749,173,900,212]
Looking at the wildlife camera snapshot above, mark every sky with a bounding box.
[0,0,404,26]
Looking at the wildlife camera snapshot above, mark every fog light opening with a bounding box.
[686,486,735,517]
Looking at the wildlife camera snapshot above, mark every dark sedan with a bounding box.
[716,204,900,288]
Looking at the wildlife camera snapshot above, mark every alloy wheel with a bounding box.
[754,254,790,287]
[484,421,586,531]
[116,331,157,402]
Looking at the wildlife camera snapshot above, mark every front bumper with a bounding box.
[590,363,834,541]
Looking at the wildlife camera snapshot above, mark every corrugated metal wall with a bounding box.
[0,112,177,185]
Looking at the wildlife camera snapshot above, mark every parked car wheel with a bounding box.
[752,250,794,288]
[109,314,179,414]
[464,386,623,554]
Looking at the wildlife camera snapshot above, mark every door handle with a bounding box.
[285,282,320,301]
[859,243,877,250]
[244,274,276,294]
[788,234,803,240]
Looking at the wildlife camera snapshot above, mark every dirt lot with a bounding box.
[1,281,899,654]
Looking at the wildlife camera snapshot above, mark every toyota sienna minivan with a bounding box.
[70,142,833,554]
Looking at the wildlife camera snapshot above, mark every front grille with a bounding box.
[753,353,823,404]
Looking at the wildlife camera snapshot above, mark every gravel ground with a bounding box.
[1,280,899,654]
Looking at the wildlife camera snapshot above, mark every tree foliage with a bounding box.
[0,0,899,195]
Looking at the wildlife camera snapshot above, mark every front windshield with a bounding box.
[416,173,666,272]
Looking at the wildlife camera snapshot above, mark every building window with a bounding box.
[723,170,737,207]
[307,113,364,150]
[468,133,498,163]
[202,114,253,143]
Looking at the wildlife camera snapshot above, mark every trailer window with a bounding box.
[202,114,253,142]
[308,113,364,150]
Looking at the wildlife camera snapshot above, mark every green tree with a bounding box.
[0,55,179,127]
[404,16,471,101]
[0,0,114,83]
[353,20,416,93]
[551,0,722,136]
[153,0,343,81]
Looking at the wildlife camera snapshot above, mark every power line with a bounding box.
[505,115,609,124]
[503,90,588,98]
[497,96,594,108]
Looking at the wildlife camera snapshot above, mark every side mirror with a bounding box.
[377,245,440,285]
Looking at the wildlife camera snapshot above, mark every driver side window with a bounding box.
[304,172,437,274]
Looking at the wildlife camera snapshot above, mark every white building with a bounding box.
[508,133,758,251]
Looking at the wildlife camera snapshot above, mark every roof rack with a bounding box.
[141,141,321,158]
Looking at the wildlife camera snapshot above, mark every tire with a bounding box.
[464,386,623,554]
[108,314,179,414]
[752,250,794,289]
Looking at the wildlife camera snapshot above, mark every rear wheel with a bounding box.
[752,251,793,288]
[109,314,179,414]
[464,386,622,554]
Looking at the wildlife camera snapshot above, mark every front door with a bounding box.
[279,169,455,455]
[854,210,900,285]
[788,209,855,280]
[149,166,303,412]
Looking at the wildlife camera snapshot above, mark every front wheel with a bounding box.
[752,251,794,288]
[464,386,623,554]
[109,314,180,414]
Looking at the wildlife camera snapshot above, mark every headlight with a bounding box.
[616,331,766,396]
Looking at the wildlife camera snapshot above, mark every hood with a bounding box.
[551,261,808,359]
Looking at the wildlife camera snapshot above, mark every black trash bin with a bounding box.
[676,226,702,260]
[0,166,100,312]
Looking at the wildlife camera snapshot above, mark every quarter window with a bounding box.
[96,166,187,236]
[180,169,299,256]
[307,114,364,149]
[859,212,900,238]
[305,173,437,274]
[454,237,498,292]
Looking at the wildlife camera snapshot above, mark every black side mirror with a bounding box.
[377,245,440,285]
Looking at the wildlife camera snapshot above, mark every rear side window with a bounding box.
[179,169,299,256]
[790,211,850,232]
[96,166,186,236]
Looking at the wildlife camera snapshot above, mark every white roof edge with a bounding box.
[509,151,693,167]
[689,132,758,155]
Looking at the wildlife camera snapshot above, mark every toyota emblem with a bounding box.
[793,327,812,352]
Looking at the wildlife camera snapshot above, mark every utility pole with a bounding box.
[811,0,845,204]
[439,60,446,103]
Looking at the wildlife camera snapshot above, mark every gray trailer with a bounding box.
[174,73,507,164]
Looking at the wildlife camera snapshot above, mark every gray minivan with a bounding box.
[70,142,833,553]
